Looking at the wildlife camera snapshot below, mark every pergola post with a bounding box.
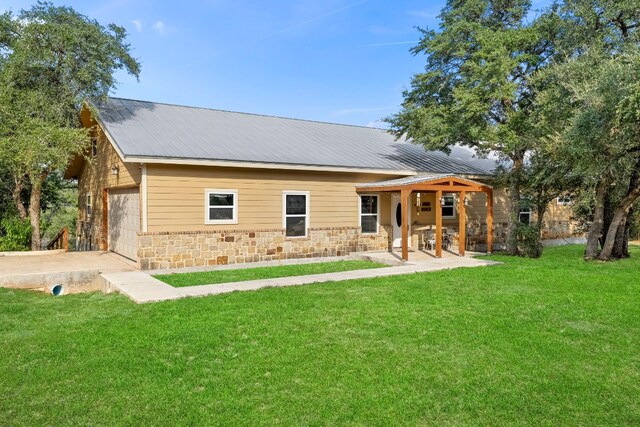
[355,175,494,258]
[435,190,443,258]
[401,189,411,261]
[458,191,466,256]
[486,189,493,254]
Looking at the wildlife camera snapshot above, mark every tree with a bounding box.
[0,2,140,250]
[535,1,640,260]
[520,148,580,234]
[386,0,559,255]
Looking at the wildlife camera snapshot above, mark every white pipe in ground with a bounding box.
[49,284,65,296]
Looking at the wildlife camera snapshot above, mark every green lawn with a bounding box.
[154,260,386,287]
[1,245,639,425]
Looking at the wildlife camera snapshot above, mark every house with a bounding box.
[65,97,576,270]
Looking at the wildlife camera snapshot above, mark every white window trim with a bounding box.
[282,191,310,238]
[359,194,380,235]
[557,195,572,206]
[519,208,532,224]
[442,195,456,219]
[204,189,238,225]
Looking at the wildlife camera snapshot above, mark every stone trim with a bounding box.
[137,226,390,270]
[138,225,365,236]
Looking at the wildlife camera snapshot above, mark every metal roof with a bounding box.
[94,97,497,175]
[356,174,491,189]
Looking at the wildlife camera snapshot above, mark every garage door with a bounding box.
[108,188,140,261]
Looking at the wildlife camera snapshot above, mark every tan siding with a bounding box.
[543,198,573,222]
[78,128,141,219]
[76,119,142,248]
[465,189,511,224]
[146,164,403,232]
[145,165,530,235]
[378,193,392,225]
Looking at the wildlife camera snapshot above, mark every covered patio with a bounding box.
[357,174,494,261]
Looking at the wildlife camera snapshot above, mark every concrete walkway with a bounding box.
[102,256,501,304]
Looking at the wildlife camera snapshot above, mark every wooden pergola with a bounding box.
[357,175,493,261]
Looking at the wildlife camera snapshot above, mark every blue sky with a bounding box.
[3,1,550,127]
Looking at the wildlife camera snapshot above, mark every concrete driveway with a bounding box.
[0,251,136,292]
[0,251,136,276]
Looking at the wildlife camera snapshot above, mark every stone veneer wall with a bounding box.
[137,226,392,270]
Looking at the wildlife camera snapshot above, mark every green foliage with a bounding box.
[533,1,640,259]
[0,1,140,105]
[0,165,17,219]
[629,208,640,241]
[541,50,640,180]
[41,181,77,250]
[385,0,562,256]
[2,246,640,425]
[0,216,31,251]
[0,1,140,249]
[385,0,557,159]
[516,222,543,258]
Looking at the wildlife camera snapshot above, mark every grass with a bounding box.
[1,245,640,425]
[154,260,387,287]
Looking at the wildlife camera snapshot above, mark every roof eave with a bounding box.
[119,155,422,176]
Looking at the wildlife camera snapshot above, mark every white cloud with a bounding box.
[153,20,166,34]
[131,19,142,32]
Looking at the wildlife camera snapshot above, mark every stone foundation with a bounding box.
[137,226,391,270]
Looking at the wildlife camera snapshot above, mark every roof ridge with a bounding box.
[107,96,391,132]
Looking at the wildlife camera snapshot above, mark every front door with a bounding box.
[391,194,410,248]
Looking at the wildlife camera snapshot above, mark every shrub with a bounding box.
[629,209,640,241]
[0,217,32,251]
[516,223,543,258]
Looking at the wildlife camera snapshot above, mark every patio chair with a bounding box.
[442,232,452,251]
[424,230,436,251]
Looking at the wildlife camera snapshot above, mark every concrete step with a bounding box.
[100,271,181,303]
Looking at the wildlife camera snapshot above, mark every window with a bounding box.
[91,138,98,158]
[205,190,238,224]
[283,191,309,238]
[86,194,92,218]
[441,195,456,219]
[519,208,531,224]
[360,194,379,234]
[557,195,572,206]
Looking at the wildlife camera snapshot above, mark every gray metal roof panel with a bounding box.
[356,174,491,188]
[356,174,451,188]
[95,98,497,175]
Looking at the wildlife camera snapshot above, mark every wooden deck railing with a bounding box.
[47,227,69,251]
